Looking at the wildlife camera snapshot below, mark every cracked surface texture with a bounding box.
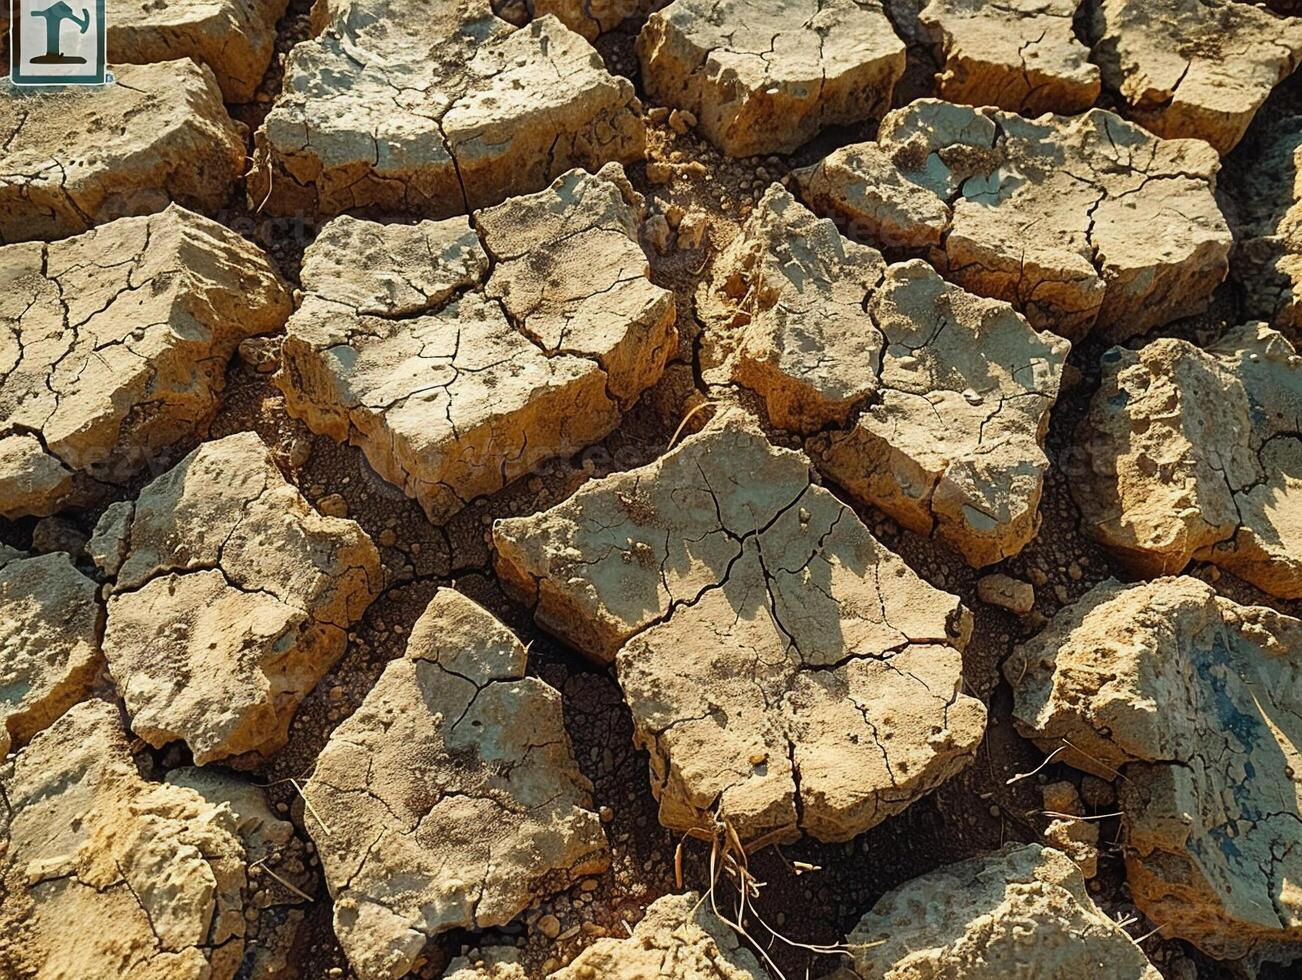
[89,431,382,765]
[841,843,1161,979]
[494,412,984,845]
[248,0,643,219]
[0,548,103,758]
[795,100,1231,342]
[278,165,676,522]
[0,206,292,519]
[0,699,286,979]
[1233,116,1302,333]
[698,185,1068,566]
[305,589,609,980]
[918,0,1100,115]
[1066,323,1302,598]
[1092,0,1302,157]
[636,0,905,157]
[0,60,246,245]
[109,0,290,101]
[548,891,772,979]
[1004,577,1302,957]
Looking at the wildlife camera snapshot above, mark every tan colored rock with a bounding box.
[109,0,289,101]
[1092,0,1302,156]
[306,590,608,980]
[918,0,1099,115]
[977,573,1035,614]
[796,101,1231,342]
[444,947,528,980]
[504,0,658,39]
[1043,818,1099,879]
[279,165,675,522]
[249,2,643,219]
[495,412,984,845]
[0,206,292,519]
[1067,323,1302,597]
[841,844,1160,979]
[0,61,245,245]
[1005,577,1302,956]
[90,431,381,765]
[1232,116,1302,333]
[0,549,103,758]
[0,699,290,979]
[698,186,1067,567]
[548,892,771,979]
[636,0,904,157]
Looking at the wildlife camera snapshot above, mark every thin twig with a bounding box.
[667,401,718,452]
[290,777,332,836]
[250,857,314,903]
[1006,745,1066,785]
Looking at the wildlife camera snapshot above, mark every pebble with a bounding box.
[537,914,561,939]
[317,493,348,518]
[668,108,696,133]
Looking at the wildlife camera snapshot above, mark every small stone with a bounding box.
[646,212,673,254]
[538,914,562,939]
[378,529,398,547]
[676,209,710,250]
[977,574,1035,614]
[317,493,349,518]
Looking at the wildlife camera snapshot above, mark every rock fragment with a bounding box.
[1067,323,1302,597]
[918,0,1099,115]
[0,699,291,979]
[796,101,1231,341]
[109,0,289,101]
[1231,116,1302,332]
[1092,0,1302,156]
[444,948,527,980]
[250,2,643,219]
[279,166,675,522]
[0,60,245,244]
[495,412,985,845]
[548,892,771,979]
[977,573,1035,614]
[1005,577,1302,956]
[840,844,1160,979]
[637,0,905,156]
[0,206,292,518]
[698,187,1068,567]
[445,947,528,980]
[305,590,608,980]
[90,431,381,765]
[499,0,658,39]
[0,548,103,757]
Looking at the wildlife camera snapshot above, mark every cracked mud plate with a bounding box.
[278,164,676,523]
[0,61,246,245]
[698,185,1069,567]
[1006,577,1302,957]
[796,100,1232,342]
[0,206,292,519]
[305,590,608,980]
[495,411,985,845]
[1067,323,1302,598]
[90,431,382,766]
[249,1,643,219]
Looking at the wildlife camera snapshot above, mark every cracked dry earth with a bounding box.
[5,0,1302,979]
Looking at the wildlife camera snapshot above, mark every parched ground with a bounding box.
[4,2,1302,980]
